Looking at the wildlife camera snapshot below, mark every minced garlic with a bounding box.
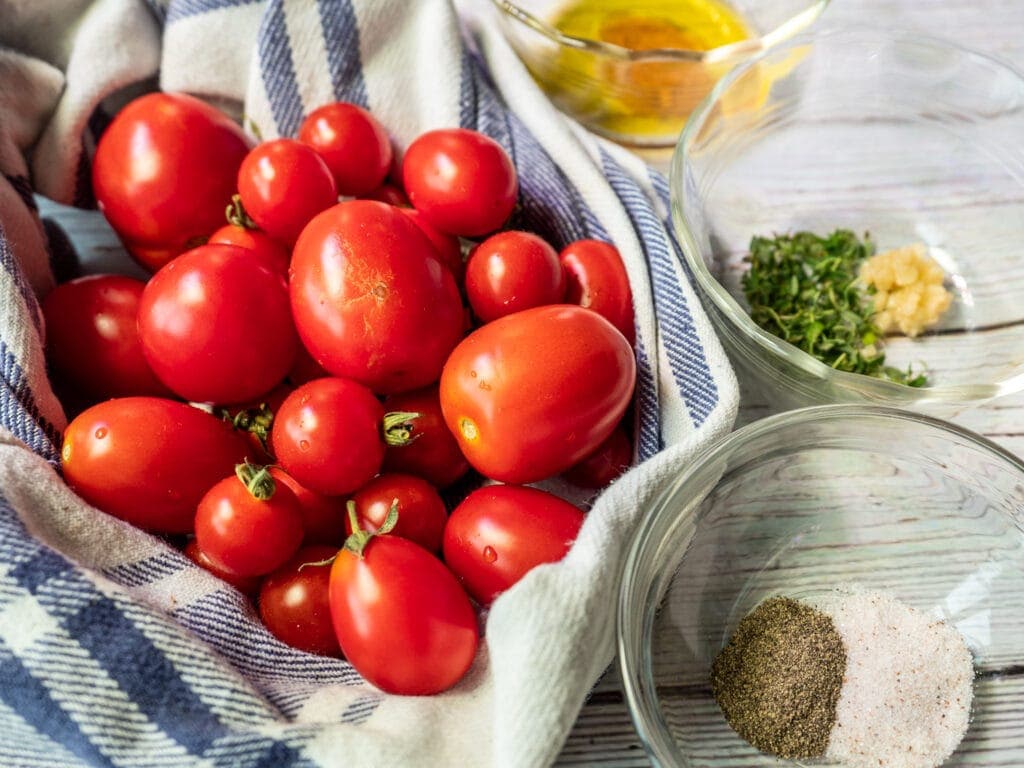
[858,243,952,337]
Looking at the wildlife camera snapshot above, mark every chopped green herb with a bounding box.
[741,230,928,387]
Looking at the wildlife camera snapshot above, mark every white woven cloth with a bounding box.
[0,1,738,765]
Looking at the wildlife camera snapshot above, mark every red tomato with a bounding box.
[138,244,297,404]
[269,467,346,546]
[360,182,410,207]
[271,378,387,496]
[184,538,261,596]
[560,239,635,345]
[237,139,338,247]
[440,305,636,483]
[349,473,447,553]
[207,223,290,277]
[382,385,470,488]
[443,485,584,605]
[42,275,171,402]
[402,128,517,237]
[298,102,392,196]
[465,231,565,322]
[259,544,342,657]
[329,534,478,695]
[398,207,465,285]
[61,397,251,533]
[290,201,463,394]
[91,92,251,271]
[195,464,304,577]
[561,423,632,488]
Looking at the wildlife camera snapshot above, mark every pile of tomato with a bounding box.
[47,93,637,696]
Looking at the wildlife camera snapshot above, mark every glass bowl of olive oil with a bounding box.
[491,0,829,148]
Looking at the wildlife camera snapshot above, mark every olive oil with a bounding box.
[529,0,750,145]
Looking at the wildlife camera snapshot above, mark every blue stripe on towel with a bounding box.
[318,0,369,106]
[258,0,306,137]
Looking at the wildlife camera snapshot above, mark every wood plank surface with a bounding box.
[559,1,1024,764]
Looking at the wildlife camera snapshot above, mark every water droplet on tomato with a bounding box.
[94,428,107,439]
[469,370,477,378]
[483,546,497,563]
[299,439,310,451]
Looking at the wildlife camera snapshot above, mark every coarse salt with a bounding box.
[811,588,974,768]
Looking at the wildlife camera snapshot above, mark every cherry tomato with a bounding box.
[465,231,565,322]
[290,200,463,394]
[184,538,261,596]
[398,207,465,285]
[269,467,346,546]
[298,102,392,196]
[207,222,290,277]
[382,385,470,488]
[402,128,517,237]
[329,532,478,695]
[259,544,342,657]
[237,139,338,247]
[349,473,447,553]
[138,243,297,404]
[195,463,304,577]
[271,377,388,496]
[92,92,251,271]
[443,485,584,605]
[360,183,410,207]
[560,239,635,345]
[42,275,171,402]
[61,397,251,533]
[440,305,636,483]
[561,423,632,488]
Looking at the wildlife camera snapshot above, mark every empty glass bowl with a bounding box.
[671,27,1024,415]
[618,405,1024,766]
[491,0,829,148]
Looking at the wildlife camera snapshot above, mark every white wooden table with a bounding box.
[557,1,1024,764]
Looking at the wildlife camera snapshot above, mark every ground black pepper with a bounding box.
[709,596,846,759]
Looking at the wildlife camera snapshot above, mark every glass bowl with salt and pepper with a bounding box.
[618,405,1024,767]
[671,27,1024,416]
[490,0,829,150]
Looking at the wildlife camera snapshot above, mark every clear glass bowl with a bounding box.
[671,27,1024,416]
[618,405,1024,767]
[490,0,829,148]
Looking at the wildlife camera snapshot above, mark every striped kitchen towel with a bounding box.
[0,0,738,766]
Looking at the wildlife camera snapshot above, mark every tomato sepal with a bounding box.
[343,499,399,559]
[382,411,422,447]
[234,461,277,501]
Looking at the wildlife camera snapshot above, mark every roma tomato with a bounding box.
[561,423,632,489]
[270,377,395,496]
[298,102,392,196]
[382,385,470,488]
[398,207,464,285]
[259,544,342,657]
[92,92,251,271]
[349,473,447,553]
[208,221,290,277]
[269,468,347,546]
[194,463,304,577]
[465,231,565,322]
[440,305,636,483]
[329,526,478,695]
[290,200,463,394]
[184,538,261,597]
[443,485,584,605]
[402,128,517,237]
[61,397,251,533]
[42,275,171,402]
[237,139,338,247]
[138,244,298,404]
[560,239,635,345]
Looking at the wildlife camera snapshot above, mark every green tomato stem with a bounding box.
[342,498,400,559]
[225,193,257,229]
[234,461,275,501]
[382,411,421,447]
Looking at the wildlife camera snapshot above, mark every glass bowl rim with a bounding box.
[616,403,1024,766]
[489,0,831,63]
[669,25,1024,405]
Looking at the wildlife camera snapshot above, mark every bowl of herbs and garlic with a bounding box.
[670,26,1024,416]
[618,405,1024,767]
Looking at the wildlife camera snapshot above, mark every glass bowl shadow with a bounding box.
[670,27,1024,417]
[618,405,1024,767]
